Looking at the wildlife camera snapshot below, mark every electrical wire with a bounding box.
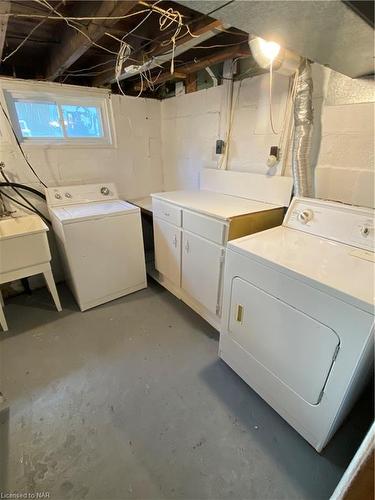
[5,8,152,21]
[4,0,236,97]
[34,0,119,56]
[0,189,50,224]
[269,61,278,135]
[65,59,116,74]
[0,166,48,222]
[191,42,240,50]
[0,102,47,188]
[1,1,62,63]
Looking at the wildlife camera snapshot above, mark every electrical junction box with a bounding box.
[270,146,280,159]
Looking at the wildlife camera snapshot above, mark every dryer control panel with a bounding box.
[46,183,118,207]
[285,197,375,252]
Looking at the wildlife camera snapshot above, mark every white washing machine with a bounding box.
[46,183,146,311]
[220,197,374,452]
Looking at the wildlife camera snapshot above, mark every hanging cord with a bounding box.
[280,69,299,175]
[269,60,279,135]
[218,61,243,170]
[0,102,47,188]
[1,1,63,63]
[0,182,46,199]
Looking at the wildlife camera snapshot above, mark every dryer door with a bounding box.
[229,277,340,405]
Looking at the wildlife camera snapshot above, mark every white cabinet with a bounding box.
[181,231,225,316]
[154,217,181,287]
[151,195,285,330]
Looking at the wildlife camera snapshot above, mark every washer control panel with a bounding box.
[46,183,118,207]
[285,197,375,252]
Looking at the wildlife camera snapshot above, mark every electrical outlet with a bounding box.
[216,139,225,154]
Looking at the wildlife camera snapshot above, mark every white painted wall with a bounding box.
[0,79,163,205]
[0,78,163,291]
[160,64,375,208]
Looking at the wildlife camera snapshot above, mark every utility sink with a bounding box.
[0,215,51,274]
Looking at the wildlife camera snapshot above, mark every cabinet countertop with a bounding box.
[151,190,283,221]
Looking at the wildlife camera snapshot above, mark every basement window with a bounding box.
[3,89,113,146]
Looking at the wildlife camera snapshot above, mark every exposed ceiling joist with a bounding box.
[91,18,224,87]
[179,42,249,74]
[0,1,10,64]
[131,42,249,91]
[45,0,139,81]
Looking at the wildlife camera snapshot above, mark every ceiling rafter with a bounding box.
[131,42,250,91]
[91,18,223,87]
[44,0,139,81]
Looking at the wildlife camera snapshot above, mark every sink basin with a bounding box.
[0,215,50,275]
[0,215,47,239]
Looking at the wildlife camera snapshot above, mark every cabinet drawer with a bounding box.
[183,210,226,245]
[152,199,181,226]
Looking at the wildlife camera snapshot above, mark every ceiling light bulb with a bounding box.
[258,38,281,62]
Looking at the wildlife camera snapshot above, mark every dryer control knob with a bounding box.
[298,209,313,224]
[65,192,72,198]
[101,187,110,196]
[54,193,62,199]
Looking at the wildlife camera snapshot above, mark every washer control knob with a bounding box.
[65,192,72,198]
[298,209,313,224]
[101,187,110,196]
[360,225,371,237]
[54,193,62,199]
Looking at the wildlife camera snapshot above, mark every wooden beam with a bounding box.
[129,42,250,93]
[0,1,10,63]
[132,71,186,91]
[179,43,249,74]
[185,73,197,93]
[45,0,139,81]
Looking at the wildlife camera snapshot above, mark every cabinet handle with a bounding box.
[172,235,177,247]
[164,212,170,217]
[185,240,190,253]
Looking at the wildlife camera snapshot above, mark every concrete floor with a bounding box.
[0,280,372,500]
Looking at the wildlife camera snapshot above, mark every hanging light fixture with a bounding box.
[249,35,300,76]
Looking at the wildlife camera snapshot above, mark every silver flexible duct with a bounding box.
[292,59,314,197]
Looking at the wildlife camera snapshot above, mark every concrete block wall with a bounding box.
[161,63,375,208]
[0,84,163,204]
[0,80,164,290]
[314,67,374,208]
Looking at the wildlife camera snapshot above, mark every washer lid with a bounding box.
[228,226,375,313]
[50,200,139,223]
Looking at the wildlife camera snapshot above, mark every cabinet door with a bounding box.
[182,231,224,315]
[153,217,181,287]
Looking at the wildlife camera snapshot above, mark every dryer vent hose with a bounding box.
[292,59,314,197]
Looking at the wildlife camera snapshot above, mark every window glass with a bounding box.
[61,105,104,138]
[14,101,63,138]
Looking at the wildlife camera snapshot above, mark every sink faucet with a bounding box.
[0,191,16,219]
[0,162,16,218]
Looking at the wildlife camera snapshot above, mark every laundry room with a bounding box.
[0,1,374,499]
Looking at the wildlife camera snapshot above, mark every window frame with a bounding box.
[3,87,115,148]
